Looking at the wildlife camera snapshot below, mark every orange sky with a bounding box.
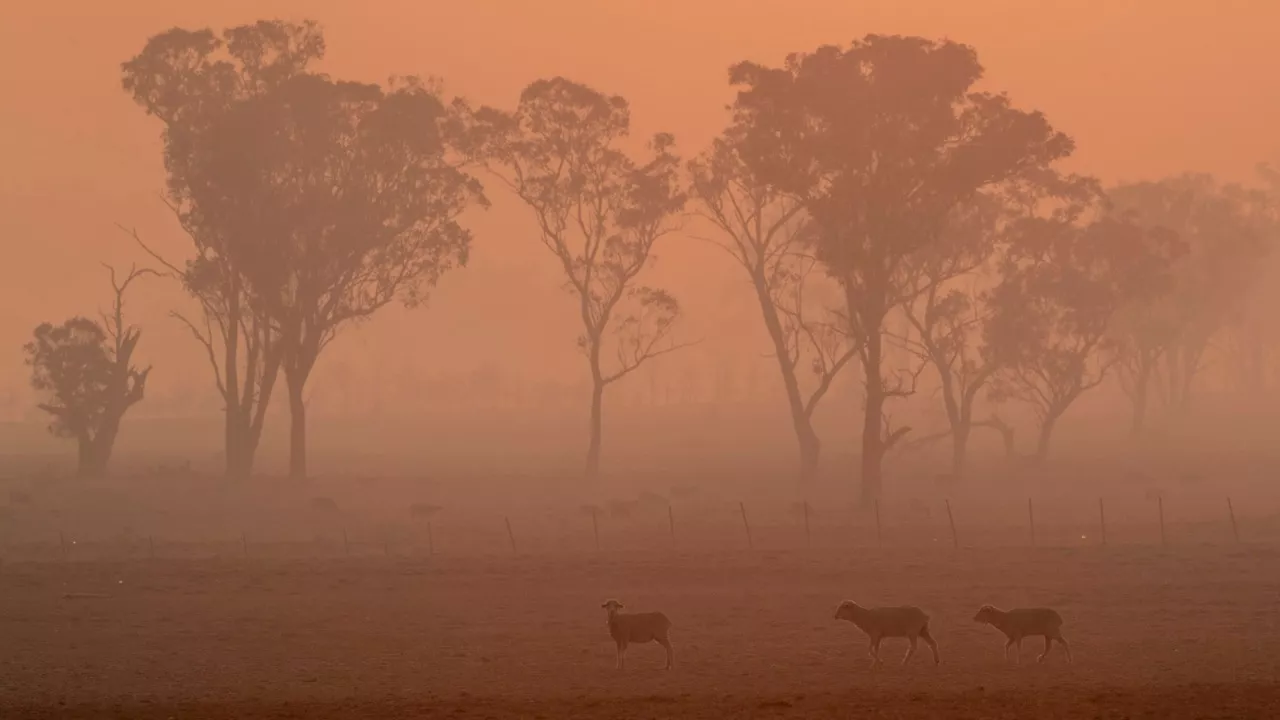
[1,0,1278,408]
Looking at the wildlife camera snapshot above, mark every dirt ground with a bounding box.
[2,545,1279,718]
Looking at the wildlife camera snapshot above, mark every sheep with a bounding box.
[972,605,1072,664]
[834,600,940,667]
[601,599,673,670]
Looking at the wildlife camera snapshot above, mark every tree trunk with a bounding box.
[76,433,98,477]
[950,423,970,477]
[752,275,824,489]
[585,380,604,481]
[1033,413,1059,464]
[585,338,605,481]
[287,369,307,480]
[797,422,821,488]
[860,330,885,505]
[1130,365,1150,437]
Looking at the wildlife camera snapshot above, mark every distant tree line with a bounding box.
[20,21,1279,502]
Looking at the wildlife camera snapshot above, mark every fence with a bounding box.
[0,492,1272,564]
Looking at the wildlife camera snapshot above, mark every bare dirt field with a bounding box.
[2,544,1279,718]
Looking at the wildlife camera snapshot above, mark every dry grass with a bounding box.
[1,545,1278,718]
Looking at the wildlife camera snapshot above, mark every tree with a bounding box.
[24,266,153,476]
[124,21,484,479]
[122,20,326,476]
[1107,175,1271,413]
[465,77,689,481]
[726,35,1075,501]
[689,131,858,488]
[987,215,1181,462]
[196,73,484,479]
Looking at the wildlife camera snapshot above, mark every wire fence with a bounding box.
[1,492,1272,564]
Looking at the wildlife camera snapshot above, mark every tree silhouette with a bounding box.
[124,21,485,479]
[122,20,326,477]
[987,214,1182,462]
[689,133,857,487]
[1107,174,1272,414]
[198,74,483,479]
[24,266,153,476]
[465,77,689,481]
[726,35,1074,501]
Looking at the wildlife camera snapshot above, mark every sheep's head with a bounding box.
[834,600,859,621]
[973,605,998,624]
[601,599,625,615]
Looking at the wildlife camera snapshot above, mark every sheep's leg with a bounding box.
[1015,638,1022,664]
[1056,633,1072,664]
[616,641,627,670]
[1004,639,1015,662]
[902,636,918,666]
[658,637,674,670]
[920,627,941,665]
[1038,636,1052,663]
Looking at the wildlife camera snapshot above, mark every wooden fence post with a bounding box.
[739,502,753,550]
[505,516,518,555]
[1227,497,1240,544]
[945,500,958,550]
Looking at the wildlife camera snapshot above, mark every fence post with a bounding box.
[1227,497,1240,544]
[1099,497,1107,547]
[739,501,753,550]
[803,501,812,549]
[945,499,958,550]
[505,516,518,555]
[241,532,248,559]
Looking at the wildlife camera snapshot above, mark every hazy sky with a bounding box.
[2,0,1278,407]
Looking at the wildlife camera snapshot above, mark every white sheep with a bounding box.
[834,600,940,666]
[601,599,673,670]
[972,605,1072,664]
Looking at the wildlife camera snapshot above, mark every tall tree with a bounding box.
[124,22,484,479]
[195,73,484,479]
[726,35,1074,501]
[689,132,857,487]
[465,78,689,481]
[122,20,326,476]
[987,215,1181,462]
[24,266,153,476]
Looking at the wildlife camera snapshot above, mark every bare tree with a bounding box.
[24,265,153,476]
[689,135,857,487]
[726,35,1075,501]
[465,77,689,480]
